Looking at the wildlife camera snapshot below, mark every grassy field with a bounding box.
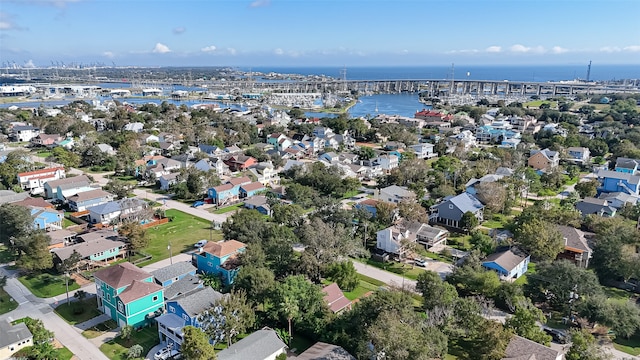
[523,100,559,108]
[603,286,634,304]
[0,287,17,315]
[62,217,75,228]
[482,213,511,229]
[613,333,640,356]
[18,272,80,298]
[82,319,118,339]
[139,209,223,266]
[211,202,244,214]
[356,258,424,281]
[54,297,102,325]
[343,279,380,301]
[100,325,159,360]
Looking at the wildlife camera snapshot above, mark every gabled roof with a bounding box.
[503,335,560,360]
[322,283,352,313]
[18,166,64,177]
[67,189,113,203]
[94,262,152,289]
[151,261,196,284]
[615,157,640,170]
[0,319,32,348]
[530,148,558,161]
[439,192,484,213]
[12,197,53,208]
[380,185,415,198]
[163,275,203,300]
[217,328,286,360]
[174,286,224,317]
[53,237,126,261]
[118,279,163,304]
[228,176,252,186]
[240,181,265,192]
[556,225,591,253]
[597,169,640,184]
[46,175,90,189]
[295,342,356,360]
[483,248,528,273]
[201,240,246,258]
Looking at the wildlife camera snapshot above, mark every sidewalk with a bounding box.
[75,313,112,332]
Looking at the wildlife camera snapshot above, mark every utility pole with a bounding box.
[65,272,70,304]
[168,242,173,265]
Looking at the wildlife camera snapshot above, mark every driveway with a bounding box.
[132,188,231,224]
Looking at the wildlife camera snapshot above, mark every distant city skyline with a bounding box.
[1,0,639,68]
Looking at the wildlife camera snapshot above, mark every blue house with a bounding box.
[614,157,640,174]
[31,207,64,231]
[151,262,197,287]
[156,287,224,350]
[192,240,246,285]
[67,189,115,212]
[596,169,640,195]
[208,183,238,205]
[430,193,484,229]
[239,182,266,198]
[482,247,530,280]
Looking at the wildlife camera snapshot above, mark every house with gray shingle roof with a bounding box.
[151,261,197,287]
[482,247,530,280]
[575,197,616,217]
[556,225,593,268]
[163,275,203,300]
[502,335,562,360]
[0,319,33,358]
[87,198,148,225]
[295,342,356,360]
[156,287,224,350]
[217,328,287,360]
[430,193,484,229]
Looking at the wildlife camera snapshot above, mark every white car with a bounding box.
[194,240,208,249]
[154,348,179,360]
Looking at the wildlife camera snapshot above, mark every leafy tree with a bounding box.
[504,296,552,345]
[325,261,359,291]
[120,324,133,342]
[127,344,143,359]
[446,252,501,298]
[565,329,608,360]
[56,250,82,274]
[51,146,80,168]
[525,260,602,311]
[199,273,223,291]
[374,201,397,226]
[470,231,496,256]
[475,182,508,213]
[271,203,305,228]
[514,218,564,261]
[284,182,317,209]
[15,232,53,271]
[222,209,271,244]
[397,200,428,223]
[299,217,366,267]
[104,179,132,199]
[118,221,149,251]
[233,265,275,306]
[609,301,640,339]
[181,326,217,360]
[465,319,512,360]
[0,203,33,249]
[416,270,459,311]
[368,309,448,360]
[461,211,479,233]
[200,290,255,346]
[574,180,598,198]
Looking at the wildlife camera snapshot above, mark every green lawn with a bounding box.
[54,297,102,324]
[82,319,118,339]
[211,202,245,214]
[523,100,558,108]
[100,325,159,360]
[0,287,18,315]
[613,333,640,356]
[18,272,80,298]
[356,258,424,281]
[447,234,472,251]
[139,209,223,266]
[514,262,536,286]
[482,213,511,229]
[62,217,75,228]
[56,347,74,360]
[343,279,379,301]
[35,150,53,158]
[603,286,633,304]
[0,245,16,264]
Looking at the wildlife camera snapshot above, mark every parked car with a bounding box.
[414,258,427,267]
[194,240,208,249]
[154,348,179,360]
[191,200,205,208]
[543,327,568,344]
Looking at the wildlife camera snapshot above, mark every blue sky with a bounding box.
[1,0,639,67]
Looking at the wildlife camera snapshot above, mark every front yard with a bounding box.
[54,296,102,324]
[0,287,17,315]
[211,202,245,214]
[613,333,640,356]
[18,272,80,298]
[100,324,159,360]
[139,209,223,266]
[82,319,118,339]
[356,258,424,281]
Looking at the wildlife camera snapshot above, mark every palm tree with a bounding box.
[280,297,299,346]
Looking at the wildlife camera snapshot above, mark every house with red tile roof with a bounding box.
[192,240,246,285]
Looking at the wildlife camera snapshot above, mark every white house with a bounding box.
[10,125,40,142]
[379,185,416,203]
[373,154,399,174]
[17,167,66,194]
[409,143,437,159]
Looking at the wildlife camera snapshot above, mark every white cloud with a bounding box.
[551,46,568,54]
[600,46,621,53]
[173,27,185,35]
[0,12,26,31]
[510,44,545,53]
[274,48,284,55]
[227,48,237,55]
[201,45,216,53]
[447,49,479,54]
[623,45,640,52]
[103,51,115,58]
[152,43,171,54]
[485,46,502,53]
[250,0,270,7]
[24,60,35,68]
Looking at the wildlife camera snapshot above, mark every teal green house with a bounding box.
[94,262,164,328]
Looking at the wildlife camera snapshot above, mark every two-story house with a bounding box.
[379,185,416,204]
[44,175,92,200]
[192,240,246,285]
[225,155,257,172]
[267,133,292,151]
[614,157,640,174]
[17,167,66,194]
[94,262,164,328]
[566,147,590,164]
[239,182,266,199]
[156,287,224,350]
[194,158,229,177]
[596,170,640,195]
[409,143,437,160]
[430,193,484,229]
[30,133,62,147]
[376,225,416,258]
[151,262,198,287]
[87,198,149,225]
[528,148,559,171]
[0,319,33,359]
[556,225,593,268]
[248,162,280,186]
[52,232,127,266]
[207,176,252,205]
[29,207,63,231]
[10,125,40,142]
[372,154,399,174]
[67,189,115,212]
